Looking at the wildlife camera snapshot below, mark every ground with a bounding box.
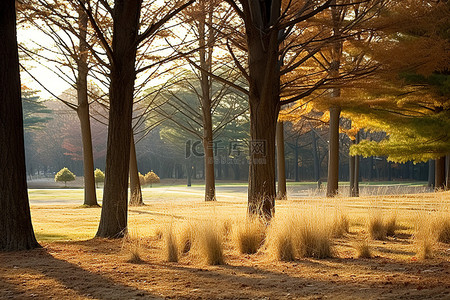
[0,182,449,299]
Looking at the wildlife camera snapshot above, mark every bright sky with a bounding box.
[17,26,72,100]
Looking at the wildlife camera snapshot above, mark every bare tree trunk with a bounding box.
[435,156,446,191]
[246,27,280,219]
[0,0,40,250]
[311,130,320,182]
[198,8,216,201]
[129,133,143,206]
[276,121,286,199]
[77,5,97,206]
[349,143,355,196]
[96,0,141,238]
[428,159,435,188]
[327,105,341,197]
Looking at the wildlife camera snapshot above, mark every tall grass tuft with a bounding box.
[178,222,193,254]
[414,213,436,260]
[368,213,386,240]
[123,229,144,264]
[434,214,450,244]
[233,217,265,254]
[331,212,350,237]
[297,218,333,259]
[266,216,296,261]
[355,240,372,259]
[266,211,333,260]
[196,221,224,265]
[385,215,397,237]
[165,225,178,262]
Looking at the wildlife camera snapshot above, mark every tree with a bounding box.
[0,0,40,251]
[94,168,104,188]
[79,0,194,238]
[19,0,100,206]
[144,171,160,187]
[55,167,76,187]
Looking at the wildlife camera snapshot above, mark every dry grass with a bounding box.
[368,213,387,240]
[434,214,450,244]
[331,212,350,237]
[385,214,398,237]
[355,240,372,259]
[233,217,265,254]
[123,229,144,264]
[266,211,333,260]
[266,216,296,261]
[178,222,194,254]
[194,221,224,265]
[414,213,436,260]
[165,225,178,262]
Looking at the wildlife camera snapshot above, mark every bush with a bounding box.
[143,171,160,187]
[94,169,105,188]
[55,167,76,187]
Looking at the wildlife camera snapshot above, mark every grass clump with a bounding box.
[331,212,350,237]
[233,217,265,254]
[123,230,144,264]
[266,217,296,261]
[414,213,436,260]
[196,221,224,265]
[178,222,193,254]
[385,215,397,237]
[297,219,333,259]
[434,214,450,244]
[165,225,178,262]
[368,214,387,240]
[266,212,333,260]
[355,240,372,259]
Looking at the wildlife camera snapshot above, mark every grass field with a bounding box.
[1,188,449,299]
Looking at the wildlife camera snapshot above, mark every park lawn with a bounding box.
[2,190,448,299]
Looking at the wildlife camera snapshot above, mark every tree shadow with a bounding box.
[0,248,160,299]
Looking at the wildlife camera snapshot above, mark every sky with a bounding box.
[17,26,72,100]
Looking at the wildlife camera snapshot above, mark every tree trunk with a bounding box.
[349,143,355,196]
[428,159,435,188]
[199,17,216,201]
[76,8,97,206]
[326,105,341,197]
[0,0,40,250]
[186,161,192,187]
[276,121,286,199]
[129,134,143,206]
[435,156,446,190]
[96,0,141,238]
[312,130,320,182]
[246,25,280,219]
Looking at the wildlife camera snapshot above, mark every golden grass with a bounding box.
[355,240,372,259]
[178,222,193,254]
[266,216,296,261]
[194,221,224,265]
[233,217,265,254]
[368,213,387,240]
[165,225,178,262]
[331,212,350,237]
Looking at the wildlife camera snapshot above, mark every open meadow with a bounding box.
[1,185,449,299]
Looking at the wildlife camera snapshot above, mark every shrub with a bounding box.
[233,217,265,254]
[55,167,76,187]
[94,169,105,188]
[144,171,160,187]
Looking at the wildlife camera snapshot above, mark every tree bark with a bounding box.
[76,6,97,207]
[326,105,341,197]
[276,121,286,199]
[96,0,141,238]
[435,156,446,191]
[311,130,320,182]
[428,159,435,188]
[349,143,355,196]
[129,133,143,206]
[246,25,280,219]
[0,0,40,251]
[199,11,216,202]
